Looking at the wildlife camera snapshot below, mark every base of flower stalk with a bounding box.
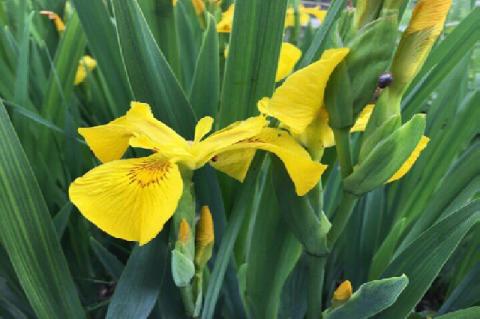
[306,253,327,319]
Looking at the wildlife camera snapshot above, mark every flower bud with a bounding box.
[390,0,452,96]
[333,280,353,303]
[195,206,214,268]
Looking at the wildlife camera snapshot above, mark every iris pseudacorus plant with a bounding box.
[69,102,325,245]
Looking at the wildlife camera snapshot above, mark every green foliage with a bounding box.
[0,0,479,318]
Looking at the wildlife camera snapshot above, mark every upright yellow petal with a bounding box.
[210,148,256,182]
[387,135,430,183]
[194,116,214,142]
[351,104,375,132]
[275,42,302,82]
[192,115,268,167]
[260,48,349,134]
[69,155,183,245]
[333,280,353,302]
[217,4,234,33]
[213,128,327,196]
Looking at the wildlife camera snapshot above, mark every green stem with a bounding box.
[332,128,353,177]
[306,254,327,319]
[327,191,358,247]
[180,285,195,317]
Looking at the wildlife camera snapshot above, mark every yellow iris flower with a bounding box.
[217,4,326,33]
[285,5,326,28]
[69,102,325,245]
[217,4,235,33]
[258,48,356,159]
[40,10,65,32]
[74,55,97,85]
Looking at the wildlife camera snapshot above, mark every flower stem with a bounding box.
[306,253,327,319]
[327,191,358,247]
[332,128,353,177]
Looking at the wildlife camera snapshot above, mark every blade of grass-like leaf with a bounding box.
[111,0,196,138]
[106,236,168,319]
[40,12,86,125]
[399,141,480,251]
[138,0,181,78]
[53,201,72,239]
[217,0,289,126]
[375,200,480,319]
[435,307,480,319]
[175,0,202,90]
[90,238,124,281]
[71,0,132,115]
[438,263,480,315]
[0,101,85,319]
[323,275,408,319]
[202,156,268,319]
[246,174,302,318]
[394,91,480,224]
[189,14,220,118]
[297,0,348,68]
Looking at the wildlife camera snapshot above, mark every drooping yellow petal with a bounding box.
[210,148,256,182]
[275,42,302,82]
[69,155,183,245]
[192,0,205,15]
[333,280,353,302]
[194,116,214,142]
[391,0,451,94]
[192,115,268,167]
[387,135,430,183]
[40,10,65,32]
[217,4,234,33]
[351,104,375,132]
[259,48,349,134]
[213,128,327,196]
[78,116,130,163]
[303,7,327,22]
[74,55,97,85]
[294,107,335,160]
